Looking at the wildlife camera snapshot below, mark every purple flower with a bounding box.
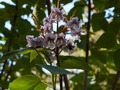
[26,35,34,46]
[44,33,56,49]
[67,17,80,30]
[43,17,51,24]
[42,24,53,33]
[50,8,65,21]
[62,40,75,55]
[71,29,85,41]
[56,33,66,47]
[31,37,44,47]
[26,35,44,48]
[66,17,84,40]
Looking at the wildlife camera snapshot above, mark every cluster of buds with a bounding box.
[26,7,84,61]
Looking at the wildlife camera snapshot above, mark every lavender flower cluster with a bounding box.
[26,7,84,61]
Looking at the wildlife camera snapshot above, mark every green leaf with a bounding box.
[38,65,71,75]
[0,2,16,19]
[76,41,86,49]
[74,0,86,7]
[93,0,118,11]
[30,50,38,62]
[91,49,107,64]
[107,19,120,34]
[40,49,52,64]
[60,56,92,71]
[96,32,117,49]
[9,75,47,90]
[0,47,33,61]
[34,83,47,90]
[113,49,120,71]
[92,12,108,32]
[70,73,84,83]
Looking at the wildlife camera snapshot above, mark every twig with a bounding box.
[31,14,40,29]
[84,0,91,90]
[111,71,120,90]
[35,48,46,64]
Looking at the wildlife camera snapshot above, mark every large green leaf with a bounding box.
[0,47,33,61]
[93,0,118,11]
[30,50,38,62]
[11,0,40,8]
[76,41,86,49]
[34,83,47,90]
[107,19,120,34]
[30,49,45,63]
[113,49,120,71]
[9,75,47,90]
[91,49,107,64]
[70,73,84,83]
[0,2,16,19]
[74,0,86,7]
[92,12,108,32]
[96,32,117,49]
[60,56,92,71]
[38,65,71,75]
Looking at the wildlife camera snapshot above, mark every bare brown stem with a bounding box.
[112,71,120,90]
[63,74,70,90]
[56,15,63,90]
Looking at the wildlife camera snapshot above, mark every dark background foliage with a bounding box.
[0,0,120,89]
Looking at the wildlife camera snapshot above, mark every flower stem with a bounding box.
[52,74,56,90]
[56,46,63,90]
[63,74,70,90]
[56,17,63,90]
[35,48,46,64]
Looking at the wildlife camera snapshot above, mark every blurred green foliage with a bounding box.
[0,0,120,89]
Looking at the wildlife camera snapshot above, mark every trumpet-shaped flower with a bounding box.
[26,35,44,47]
[62,40,75,55]
[50,8,65,21]
[42,24,53,33]
[71,29,85,41]
[44,33,56,49]
[67,17,80,30]
[43,17,51,24]
[26,35,34,46]
[56,33,66,47]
